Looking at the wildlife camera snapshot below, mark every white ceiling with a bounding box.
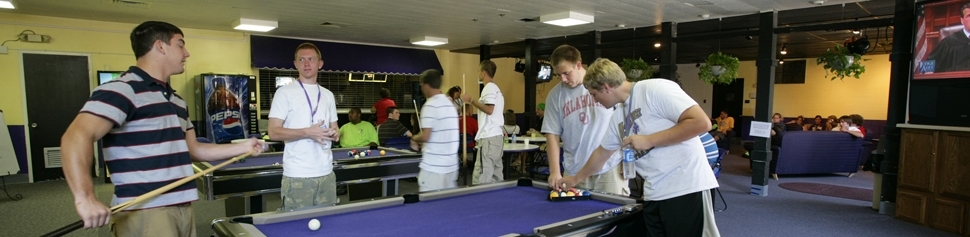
[4,0,869,50]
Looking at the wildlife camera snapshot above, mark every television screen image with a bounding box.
[275,76,294,88]
[97,71,123,85]
[913,0,970,80]
[537,63,553,83]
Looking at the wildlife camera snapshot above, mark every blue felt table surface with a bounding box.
[254,186,620,237]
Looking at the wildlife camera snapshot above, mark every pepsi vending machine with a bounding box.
[195,74,257,143]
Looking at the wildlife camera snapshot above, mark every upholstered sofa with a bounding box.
[774,131,863,175]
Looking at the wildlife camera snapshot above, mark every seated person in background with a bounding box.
[339,108,379,147]
[502,110,521,136]
[825,115,839,131]
[712,110,734,141]
[807,115,825,131]
[377,106,412,145]
[785,115,806,131]
[838,114,866,138]
[526,103,545,136]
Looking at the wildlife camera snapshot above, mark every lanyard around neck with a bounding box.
[298,80,321,122]
[623,82,637,138]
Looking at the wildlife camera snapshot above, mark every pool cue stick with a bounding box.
[413,99,421,127]
[42,151,256,237]
[461,74,467,170]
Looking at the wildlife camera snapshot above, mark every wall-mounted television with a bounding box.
[97,70,124,85]
[537,63,553,83]
[908,0,970,127]
[912,0,970,80]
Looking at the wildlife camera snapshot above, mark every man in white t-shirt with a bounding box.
[544,45,628,196]
[411,69,460,191]
[267,43,341,211]
[462,60,505,184]
[557,58,719,236]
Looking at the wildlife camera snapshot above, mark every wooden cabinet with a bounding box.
[898,128,970,236]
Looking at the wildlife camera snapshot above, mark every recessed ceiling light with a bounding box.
[540,11,594,27]
[232,18,277,32]
[410,36,448,46]
[654,43,661,48]
[0,0,14,9]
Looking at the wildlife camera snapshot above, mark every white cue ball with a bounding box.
[308,218,320,231]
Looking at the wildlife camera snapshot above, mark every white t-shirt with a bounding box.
[419,94,460,174]
[601,79,718,201]
[476,82,505,139]
[542,82,621,175]
[268,82,338,178]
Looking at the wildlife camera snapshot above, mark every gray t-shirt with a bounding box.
[542,82,621,175]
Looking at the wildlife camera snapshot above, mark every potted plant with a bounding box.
[816,45,867,80]
[698,52,740,85]
[620,58,655,82]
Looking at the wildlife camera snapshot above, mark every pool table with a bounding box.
[211,179,644,237]
[193,146,421,215]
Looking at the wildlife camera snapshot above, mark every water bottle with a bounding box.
[622,148,636,180]
[511,134,517,144]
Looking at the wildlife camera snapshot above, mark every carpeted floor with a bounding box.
[778,182,873,202]
[0,145,961,236]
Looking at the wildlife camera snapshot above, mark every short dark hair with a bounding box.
[420,69,443,89]
[815,115,822,119]
[839,115,853,125]
[380,88,391,98]
[294,42,322,60]
[480,60,497,78]
[130,21,183,59]
[550,44,582,66]
[849,114,864,125]
[963,3,970,17]
[349,108,362,114]
[386,106,398,116]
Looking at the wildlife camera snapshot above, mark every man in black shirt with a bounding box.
[377,106,413,145]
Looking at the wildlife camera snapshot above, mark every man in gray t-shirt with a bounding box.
[543,45,628,196]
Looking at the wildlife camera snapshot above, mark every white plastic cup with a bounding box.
[524,139,530,145]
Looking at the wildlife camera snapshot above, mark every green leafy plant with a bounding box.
[698,52,740,85]
[816,45,868,80]
[620,58,655,82]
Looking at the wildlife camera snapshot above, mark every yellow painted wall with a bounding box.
[733,54,891,120]
[0,13,253,125]
[433,52,529,113]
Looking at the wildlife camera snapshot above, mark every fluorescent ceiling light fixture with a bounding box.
[410,36,448,46]
[540,11,593,27]
[232,18,277,32]
[0,0,14,9]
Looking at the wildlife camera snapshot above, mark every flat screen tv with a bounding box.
[908,0,970,127]
[537,63,553,83]
[912,0,970,80]
[97,70,123,85]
